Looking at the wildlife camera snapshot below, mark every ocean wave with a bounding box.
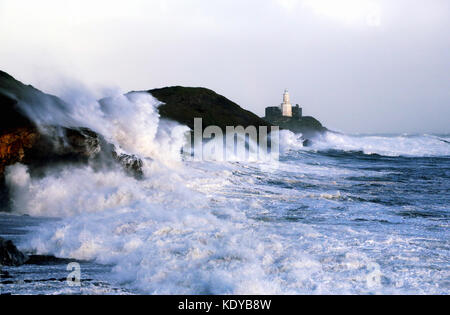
[4,89,449,294]
[282,131,450,157]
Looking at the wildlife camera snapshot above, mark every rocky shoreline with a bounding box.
[0,70,148,211]
[0,236,94,294]
[0,70,322,293]
[1,236,81,268]
[1,70,327,213]
[0,237,28,266]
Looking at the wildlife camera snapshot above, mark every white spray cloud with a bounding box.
[13,81,190,165]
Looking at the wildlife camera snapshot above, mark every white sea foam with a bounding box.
[279,130,305,153]
[5,88,449,294]
[16,87,190,164]
[280,130,450,157]
[13,154,442,294]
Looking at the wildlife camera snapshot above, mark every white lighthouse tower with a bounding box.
[281,89,293,117]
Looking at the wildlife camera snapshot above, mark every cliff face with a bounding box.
[148,86,272,131]
[0,84,39,176]
[0,127,39,175]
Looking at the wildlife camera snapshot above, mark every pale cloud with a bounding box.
[276,0,382,27]
[277,0,300,11]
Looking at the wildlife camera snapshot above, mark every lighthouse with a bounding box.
[264,89,302,121]
[281,89,293,117]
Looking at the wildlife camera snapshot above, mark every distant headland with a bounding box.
[144,87,327,138]
[263,89,327,138]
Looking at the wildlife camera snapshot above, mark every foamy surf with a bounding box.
[294,131,450,157]
[3,91,449,294]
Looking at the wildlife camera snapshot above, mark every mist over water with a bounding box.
[3,90,450,294]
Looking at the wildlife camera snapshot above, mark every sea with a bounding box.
[1,93,449,295]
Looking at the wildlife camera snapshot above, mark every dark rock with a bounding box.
[21,126,102,171]
[0,176,9,211]
[303,139,313,147]
[0,80,35,135]
[0,70,145,207]
[0,237,28,266]
[146,86,273,132]
[264,115,327,138]
[112,151,144,179]
[0,70,103,177]
[0,125,39,175]
[25,255,83,266]
[57,127,101,158]
[1,277,94,286]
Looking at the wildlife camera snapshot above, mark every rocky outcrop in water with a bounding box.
[0,237,28,266]
[112,151,144,179]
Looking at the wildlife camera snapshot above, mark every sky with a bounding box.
[0,0,449,133]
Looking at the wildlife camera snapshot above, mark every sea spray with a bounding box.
[4,85,449,294]
[299,131,450,157]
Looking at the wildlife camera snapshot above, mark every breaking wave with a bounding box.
[283,131,450,157]
[4,89,449,294]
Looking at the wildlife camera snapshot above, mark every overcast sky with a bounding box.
[0,0,449,133]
